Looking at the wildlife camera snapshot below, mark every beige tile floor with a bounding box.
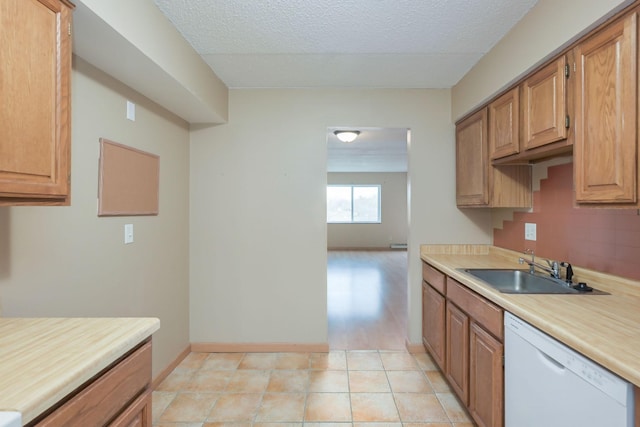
[153,350,475,426]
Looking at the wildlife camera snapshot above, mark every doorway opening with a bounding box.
[326,127,410,350]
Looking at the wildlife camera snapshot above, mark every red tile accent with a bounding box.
[493,163,640,281]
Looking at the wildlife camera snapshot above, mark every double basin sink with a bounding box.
[459,268,606,294]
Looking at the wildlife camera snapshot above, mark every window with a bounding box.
[327,185,381,223]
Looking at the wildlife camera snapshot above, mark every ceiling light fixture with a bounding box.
[334,130,360,143]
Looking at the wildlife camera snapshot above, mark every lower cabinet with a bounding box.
[31,340,152,427]
[636,386,640,427]
[445,303,469,404]
[110,392,151,427]
[421,261,504,427]
[422,281,446,370]
[470,322,504,427]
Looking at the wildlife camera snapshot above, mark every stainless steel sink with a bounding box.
[459,268,603,294]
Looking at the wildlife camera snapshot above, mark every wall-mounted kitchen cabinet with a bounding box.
[489,55,572,164]
[489,88,519,159]
[456,109,531,208]
[574,11,639,207]
[456,110,489,206]
[522,55,570,151]
[458,1,640,209]
[0,0,74,206]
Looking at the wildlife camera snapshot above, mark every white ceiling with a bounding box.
[152,0,538,172]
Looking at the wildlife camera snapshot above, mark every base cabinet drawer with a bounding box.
[422,262,446,294]
[447,277,503,339]
[32,340,152,427]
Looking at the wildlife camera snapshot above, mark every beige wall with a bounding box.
[190,88,492,346]
[0,57,191,379]
[75,0,228,123]
[452,0,630,120]
[327,172,408,249]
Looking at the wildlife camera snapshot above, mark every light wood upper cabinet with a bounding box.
[456,109,489,206]
[574,12,638,205]
[0,0,74,205]
[522,56,568,150]
[455,2,640,208]
[489,88,519,159]
[456,109,531,208]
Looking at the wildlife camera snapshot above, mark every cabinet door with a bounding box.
[489,88,520,159]
[523,56,568,150]
[0,0,72,203]
[422,282,446,370]
[574,12,638,204]
[110,391,151,427]
[469,322,503,427]
[456,109,489,206]
[446,302,469,405]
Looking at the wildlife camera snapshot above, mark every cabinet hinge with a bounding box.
[502,354,505,367]
[564,64,570,78]
[565,115,570,128]
[68,23,72,36]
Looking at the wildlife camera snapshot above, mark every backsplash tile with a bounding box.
[494,163,640,281]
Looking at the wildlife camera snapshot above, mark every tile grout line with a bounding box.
[382,350,405,424]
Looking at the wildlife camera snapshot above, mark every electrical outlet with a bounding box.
[525,223,537,241]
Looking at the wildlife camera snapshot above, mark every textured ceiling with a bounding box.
[152,0,537,172]
[153,0,538,89]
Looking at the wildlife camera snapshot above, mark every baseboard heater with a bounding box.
[390,243,407,249]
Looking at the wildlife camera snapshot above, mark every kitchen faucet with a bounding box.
[518,249,561,279]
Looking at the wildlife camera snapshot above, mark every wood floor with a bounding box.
[327,250,408,350]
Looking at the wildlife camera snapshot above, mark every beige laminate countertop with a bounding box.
[0,317,160,425]
[421,244,640,387]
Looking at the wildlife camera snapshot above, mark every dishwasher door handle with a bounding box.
[537,348,567,373]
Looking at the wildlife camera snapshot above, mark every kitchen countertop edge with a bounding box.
[0,317,160,424]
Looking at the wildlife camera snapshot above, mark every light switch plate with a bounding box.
[124,224,134,244]
[126,100,135,121]
[525,222,536,241]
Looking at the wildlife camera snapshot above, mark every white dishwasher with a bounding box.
[505,312,634,427]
